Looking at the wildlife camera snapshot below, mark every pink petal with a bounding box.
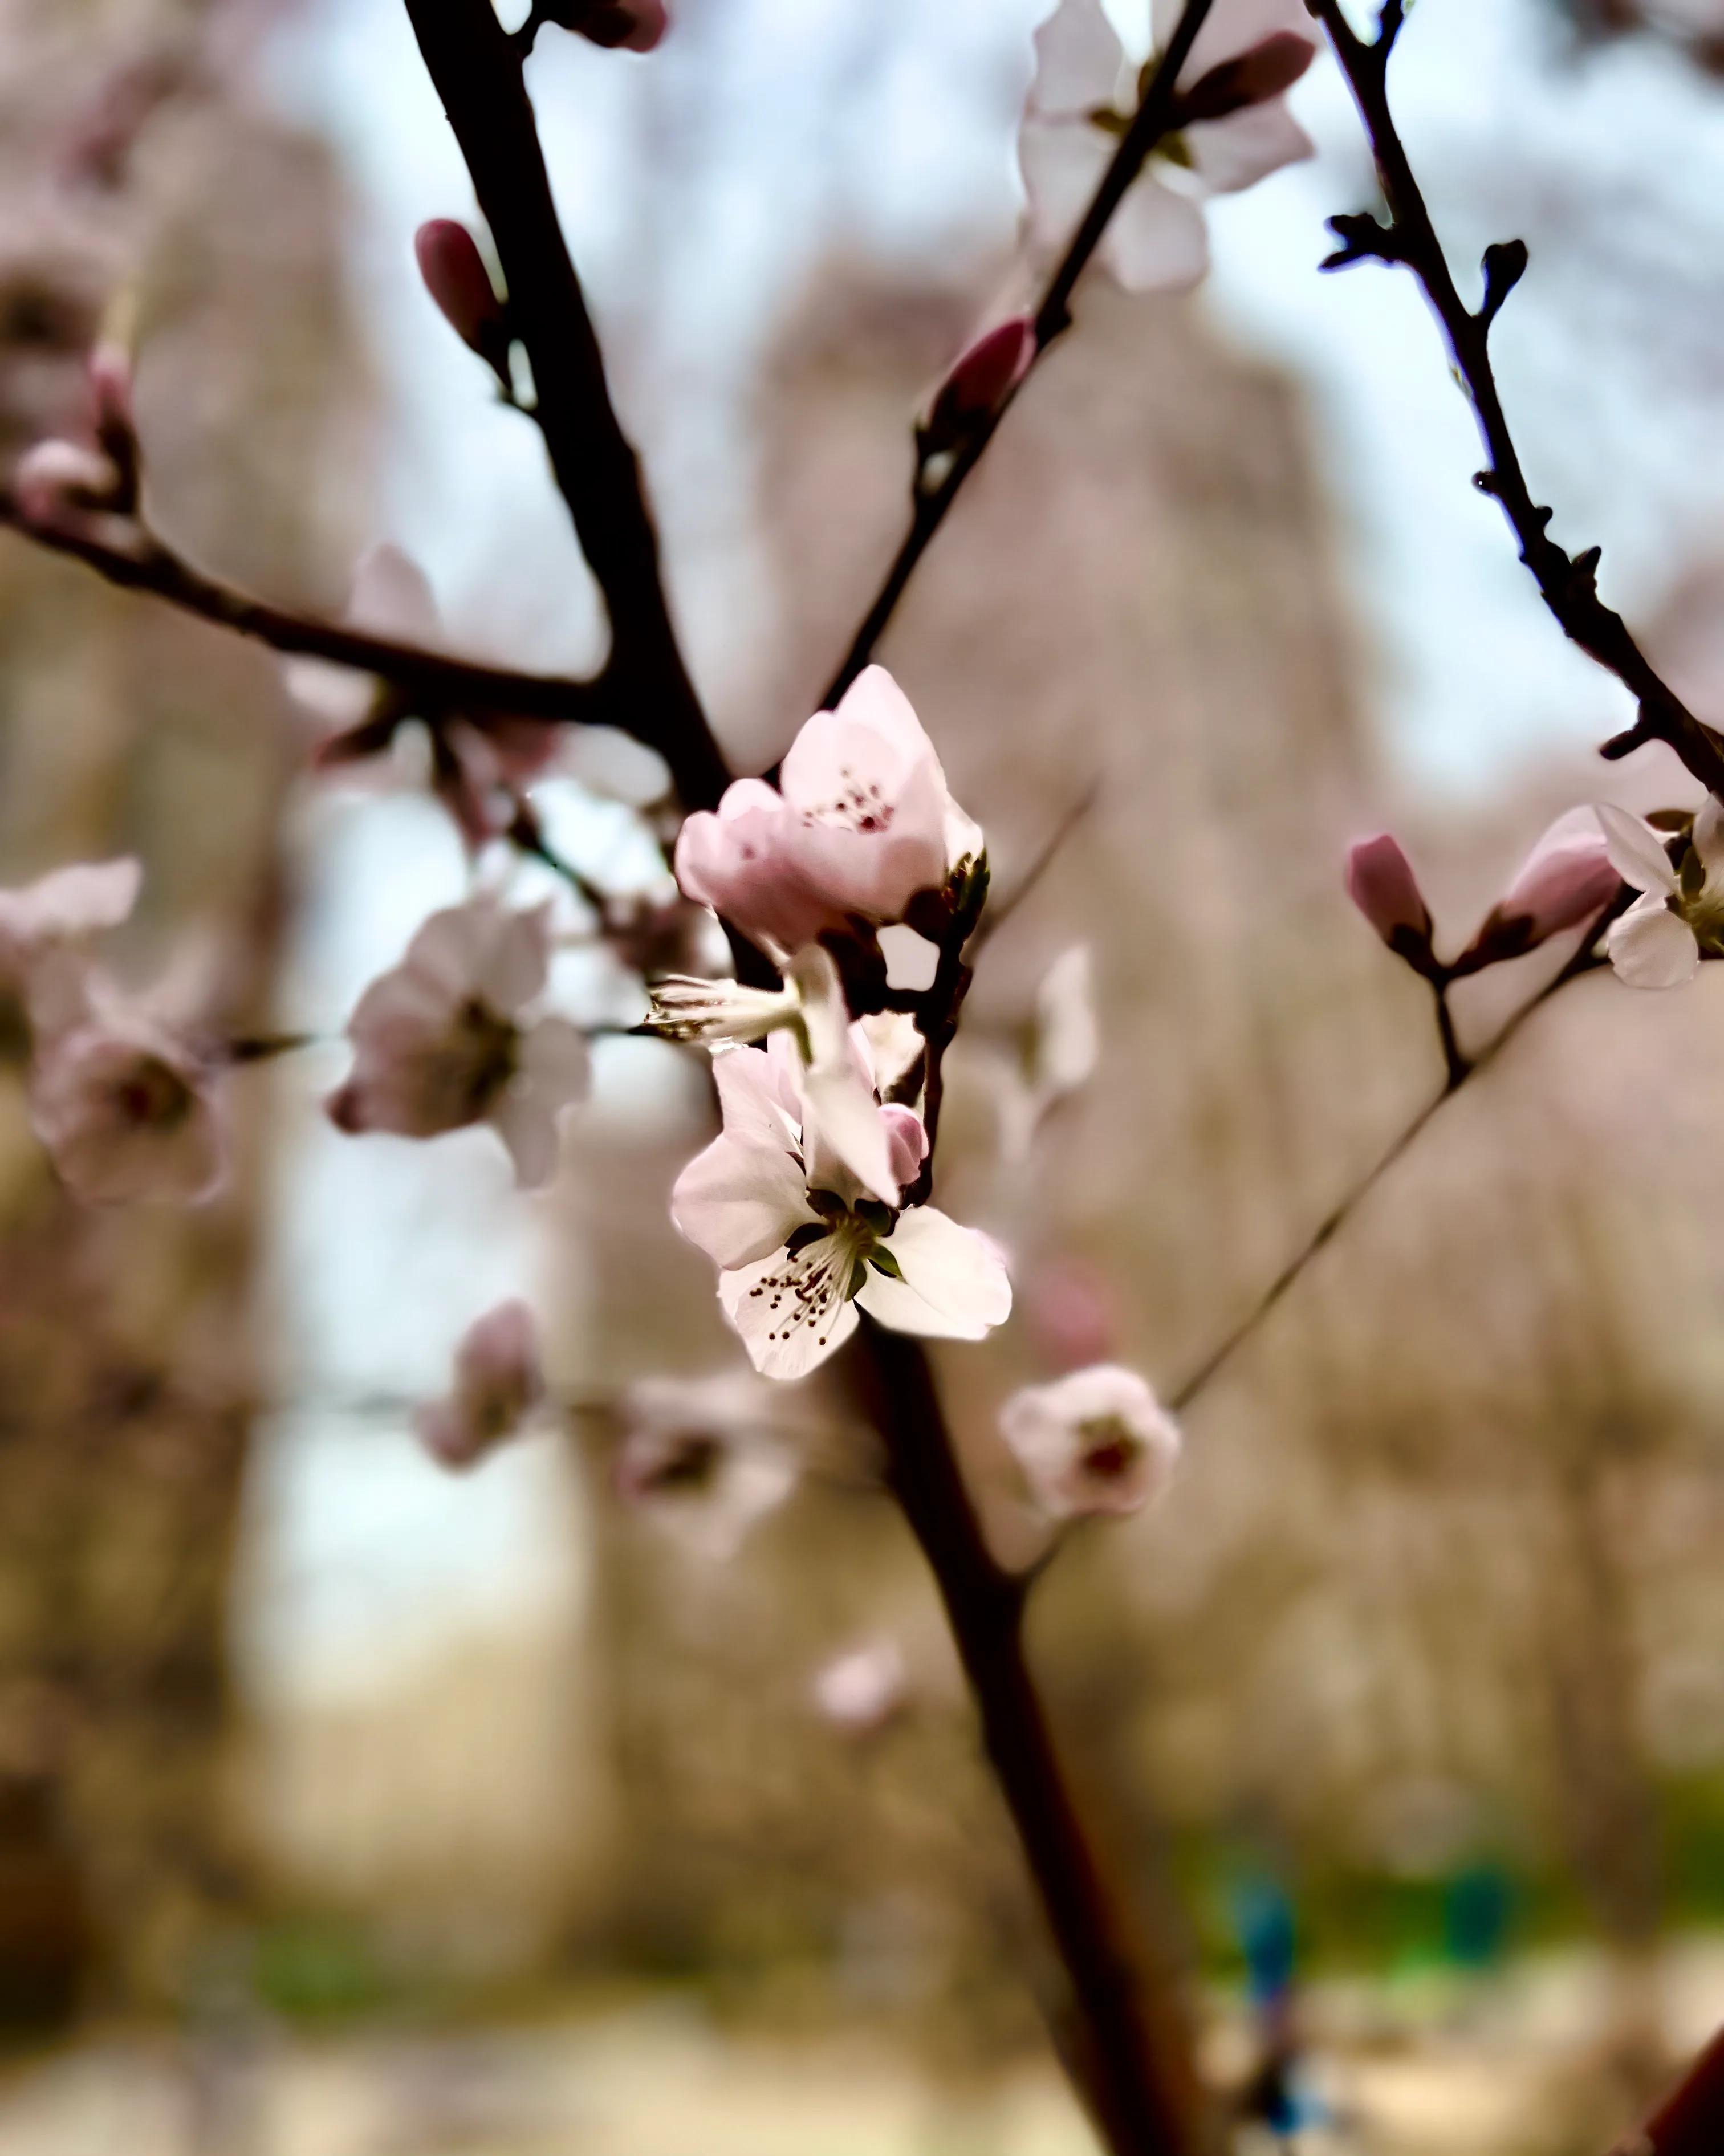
[1028,0,1126,119]
[718,1247,860,1379]
[672,1133,812,1270]
[1187,97,1314,196]
[1100,175,1210,294]
[854,1206,1011,1341]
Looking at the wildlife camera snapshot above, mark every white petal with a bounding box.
[1028,0,1126,117]
[519,1016,591,1108]
[1019,119,1113,260]
[1694,795,1724,881]
[1101,174,1210,293]
[671,1133,812,1269]
[349,542,442,642]
[1033,943,1099,1097]
[402,902,489,999]
[719,1247,860,1380]
[1606,897,1699,990]
[711,1043,801,1151]
[491,1092,560,1188]
[1595,804,1677,896]
[1188,99,1313,196]
[1154,0,1314,78]
[802,1065,900,1206]
[855,1207,1012,1341]
[786,945,853,1070]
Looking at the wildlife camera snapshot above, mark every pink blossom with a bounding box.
[1023,1252,1119,1372]
[615,1369,798,1560]
[670,1034,1009,1381]
[812,1639,908,1735]
[327,896,589,1188]
[999,1364,1180,1522]
[0,856,140,980]
[1019,0,1314,297]
[30,996,223,1205]
[1345,833,1434,962]
[416,1300,545,1470]
[673,668,975,953]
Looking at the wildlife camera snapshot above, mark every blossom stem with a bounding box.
[816,0,1217,712]
[399,0,730,817]
[1167,915,1620,1417]
[1309,0,1724,799]
[1430,979,1469,1088]
[0,498,631,730]
[855,1324,1212,2156]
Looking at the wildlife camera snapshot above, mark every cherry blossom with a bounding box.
[416,1300,545,1470]
[1596,800,1724,990]
[670,1035,1010,1380]
[812,1639,908,1735]
[646,943,901,1205]
[615,1369,799,1561]
[12,436,126,526]
[413,220,509,376]
[1345,832,1435,969]
[0,855,140,981]
[29,969,225,1206]
[999,1364,1180,1522]
[673,668,979,954]
[1019,0,1314,297]
[326,896,589,1187]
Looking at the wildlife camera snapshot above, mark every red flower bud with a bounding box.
[414,221,508,372]
[921,315,1036,459]
[1174,31,1316,127]
[552,0,668,51]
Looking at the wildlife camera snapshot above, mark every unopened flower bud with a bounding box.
[12,437,125,526]
[548,0,668,51]
[921,316,1036,459]
[414,220,510,377]
[1453,821,1621,973]
[88,341,134,441]
[1173,31,1316,127]
[1345,833,1435,971]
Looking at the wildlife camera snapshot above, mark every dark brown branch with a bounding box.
[0,495,628,727]
[1168,903,1625,1414]
[1613,2019,1724,2153]
[817,0,1218,711]
[399,0,730,812]
[854,1326,1211,2156]
[1312,0,1724,799]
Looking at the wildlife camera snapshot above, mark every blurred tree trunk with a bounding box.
[0,2,368,2018]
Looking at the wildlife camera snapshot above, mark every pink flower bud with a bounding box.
[1174,31,1316,126]
[12,438,125,525]
[1345,833,1434,966]
[413,221,507,364]
[921,316,1036,455]
[1453,823,1621,973]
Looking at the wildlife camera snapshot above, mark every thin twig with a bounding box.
[0,497,627,727]
[1168,919,1619,1415]
[400,0,730,814]
[816,0,1218,711]
[1311,0,1724,798]
[971,779,1100,956]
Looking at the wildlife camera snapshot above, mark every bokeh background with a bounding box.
[5,0,1724,2150]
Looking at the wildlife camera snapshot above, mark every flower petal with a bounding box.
[1101,174,1210,294]
[1595,804,1677,896]
[855,1206,1012,1341]
[1028,0,1126,119]
[1606,896,1698,989]
[672,1133,812,1268]
[1019,117,1113,261]
[491,1091,561,1188]
[519,1015,591,1108]
[1694,795,1724,881]
[349,542,442,641]
[1187,98,1313,195]
[802,1065,900,1206]
[719,1246,860,1379]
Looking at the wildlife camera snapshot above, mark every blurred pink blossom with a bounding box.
[416,1300,545,1470]
[670,1035,1009,1380]
[1457,815,1621,970]
[615,1369,798,1561]
[999,1364,1180,1522]
[12,436,124,524]
[1344,833,1434,962]
[673,668,977,953]
[812,1639,908,1736]
[1019,0,1313,296]
[0,856,140,981]
[327,896,589,1187]
[30,987,223,1206]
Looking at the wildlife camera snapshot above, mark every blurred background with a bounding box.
[5,0,1724,2150]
